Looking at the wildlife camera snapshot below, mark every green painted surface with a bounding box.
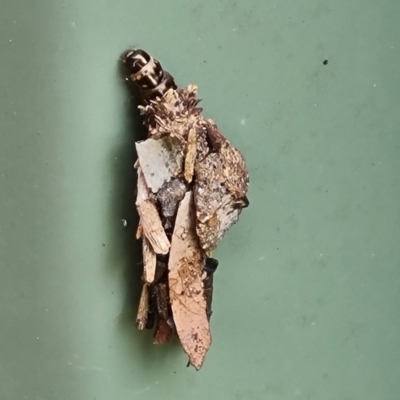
[1,1,400,399]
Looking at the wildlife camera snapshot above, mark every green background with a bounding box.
[1,1,399,399]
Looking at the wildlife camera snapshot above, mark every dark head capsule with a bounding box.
[123,48,177,100]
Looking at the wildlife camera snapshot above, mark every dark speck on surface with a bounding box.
[323,59,328,65]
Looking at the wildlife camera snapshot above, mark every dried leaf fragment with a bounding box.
[143,237,156,284]
[136,168,170,254]
[194,121,249,251]
[153,319,173,344]
[136,220,143,239]
[184,127,197,183]
[168,191,211,370]
[136,137,184,193]
[136,283,149,330]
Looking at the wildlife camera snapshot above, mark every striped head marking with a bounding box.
[123,48,177,99]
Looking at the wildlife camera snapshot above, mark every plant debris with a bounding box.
[122,48,250,370]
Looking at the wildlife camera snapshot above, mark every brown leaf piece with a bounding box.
[168,191,211,370]
[136,283,149,330]
[152,281,174,344]
[153,319,173,344]
[138,85,202,141]
[135,168,170,254]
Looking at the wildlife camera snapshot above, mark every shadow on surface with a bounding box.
[113,59,144,329]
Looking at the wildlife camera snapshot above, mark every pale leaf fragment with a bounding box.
[136,137,184,193]
[136,168,170,254]
[184,128,197,183]
[143,237,156,284]
[168,191,211,370]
